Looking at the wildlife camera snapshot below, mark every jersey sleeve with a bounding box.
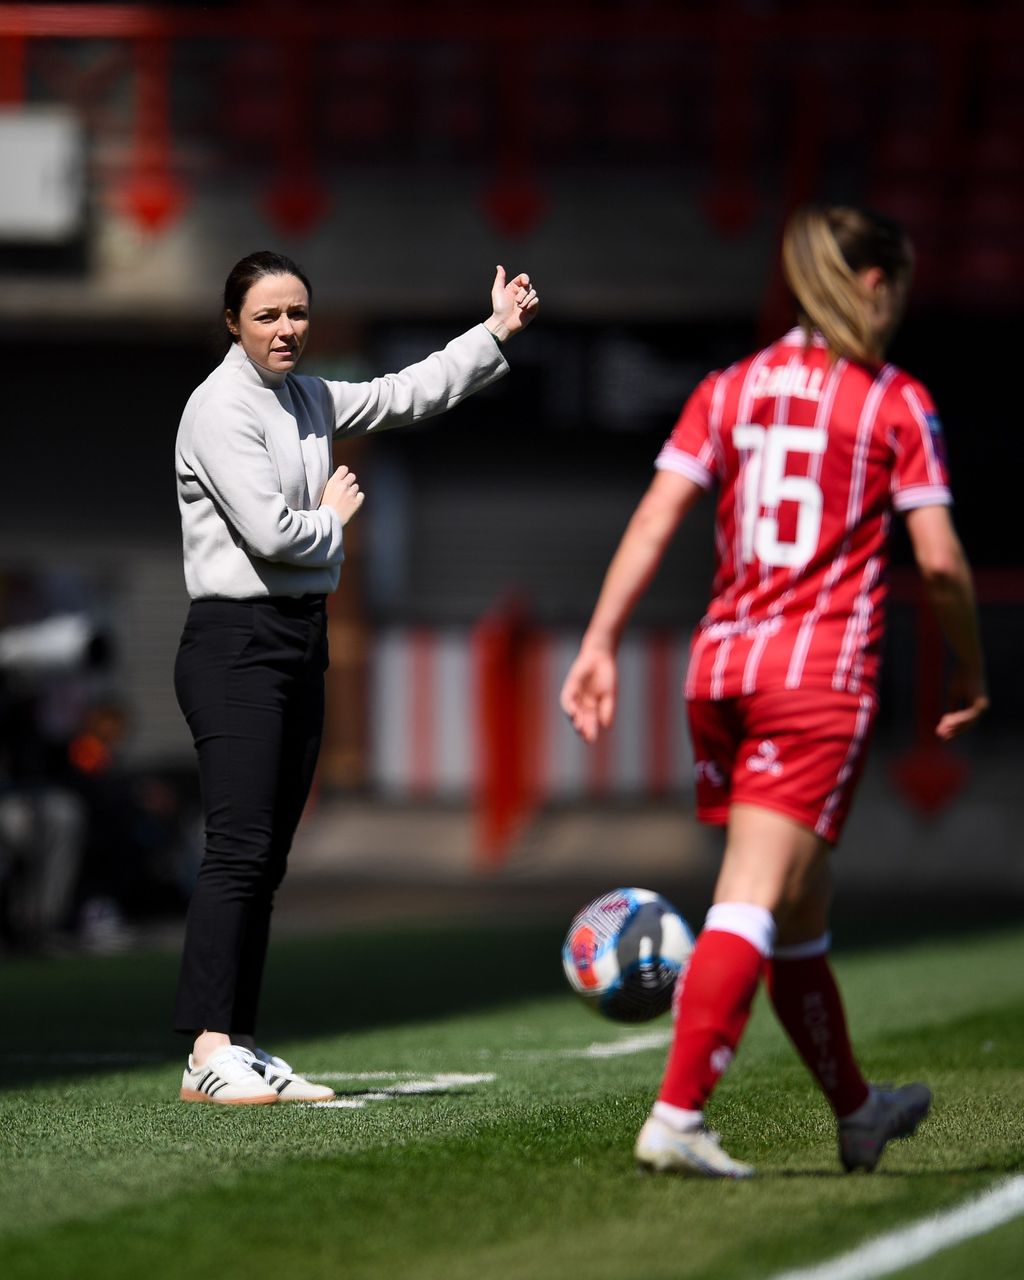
[888,376,953,512]
[654,373,719,489]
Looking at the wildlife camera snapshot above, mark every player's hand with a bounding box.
[560,647,617,744]
[484,265,539,341]
[319,465,364,526]
[935,663,989,740]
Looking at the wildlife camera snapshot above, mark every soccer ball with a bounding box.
[561,887,694,1023]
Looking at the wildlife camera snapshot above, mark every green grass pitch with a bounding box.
[1,916,1022,1279]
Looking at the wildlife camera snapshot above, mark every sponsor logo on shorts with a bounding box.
[695,759,725,788]
[746,739,783,776]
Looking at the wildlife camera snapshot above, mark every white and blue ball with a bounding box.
[561,887,694,1023]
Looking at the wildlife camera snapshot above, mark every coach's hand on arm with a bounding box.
[904,504,989,740]
[319,465,365,527]
[483,266,539,342]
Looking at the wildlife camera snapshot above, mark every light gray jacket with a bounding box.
[175,324,508,599]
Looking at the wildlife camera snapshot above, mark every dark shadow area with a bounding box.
[1,883,1022,1092]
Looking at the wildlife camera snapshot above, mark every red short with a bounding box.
[687,688,877,844]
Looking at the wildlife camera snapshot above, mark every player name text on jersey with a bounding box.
[752,363,824,402]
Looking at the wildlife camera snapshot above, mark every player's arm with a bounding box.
[560,470,703,743]
[903,504,988,739]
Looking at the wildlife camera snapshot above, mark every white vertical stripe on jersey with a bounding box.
[742,588,794,694]
[741,622,766,695]
[848,540,886,693]
[729,348,773,614]
[832,556,881,692]
[786,556,845,689]
[707,363,732,478]
[901,384,944,488]
[710,629,733,701]
[738,351,792,695]
[815,693,874,837]
[827,365,895,691]
[738,355,798,692]
[844,365,896,532]
[688,360,736,702]
[783,360,846,690]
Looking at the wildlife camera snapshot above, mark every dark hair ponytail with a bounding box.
[222,250,313,343]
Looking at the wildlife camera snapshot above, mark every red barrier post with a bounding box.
[471,596,539,868]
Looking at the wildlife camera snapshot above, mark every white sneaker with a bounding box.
[635,1114,755,1179]
[249,1047,336,1102]
[180,1045,279,1105]
[839,1083,932,1172]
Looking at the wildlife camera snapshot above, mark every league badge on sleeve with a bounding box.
[925,412,948,469]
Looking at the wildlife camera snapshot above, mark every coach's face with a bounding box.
[226,273,310,374]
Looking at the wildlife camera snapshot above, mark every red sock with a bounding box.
[765,953,869,1117]
[657,929,764,1111]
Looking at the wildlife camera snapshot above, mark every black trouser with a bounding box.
[172,595,328,1036]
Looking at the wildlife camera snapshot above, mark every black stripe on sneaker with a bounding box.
[198,1070,213,1091]
[209,1079,228,1096]
[274,1078,289,1094]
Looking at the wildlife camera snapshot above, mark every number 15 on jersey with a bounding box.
[733,424,826,569]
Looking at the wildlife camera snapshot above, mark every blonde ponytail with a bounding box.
[782,207,879,364]
[782,205,911,365]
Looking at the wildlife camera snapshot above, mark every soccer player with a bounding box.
[560,205,987,1177]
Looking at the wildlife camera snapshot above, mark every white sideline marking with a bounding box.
[567,1030,672,1059]
[767,1176,1024,1280]
[305,1072,496,1109]
[506,1029,672,1061]
[1,1052,162,1065]
[306,1071,412,1081]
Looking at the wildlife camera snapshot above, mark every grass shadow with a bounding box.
[0,916,568,1091]
[2,883,1021,1092]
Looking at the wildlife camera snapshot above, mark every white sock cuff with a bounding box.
[703,902,777,958]
[653,1101,704,1132]
[773,932,832,961]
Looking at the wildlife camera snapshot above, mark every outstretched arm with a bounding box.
[328,267,539,437]
[903,504,988,739]
[560,470,703,743]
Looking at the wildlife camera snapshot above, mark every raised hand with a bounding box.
[484,265,540,341]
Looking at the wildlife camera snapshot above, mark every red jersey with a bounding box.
[656,328,952,701]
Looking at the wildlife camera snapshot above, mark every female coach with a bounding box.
[561,205,986,1177]
[174,251,538,1104]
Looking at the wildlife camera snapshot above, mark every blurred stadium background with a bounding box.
[0,0,1021,950]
